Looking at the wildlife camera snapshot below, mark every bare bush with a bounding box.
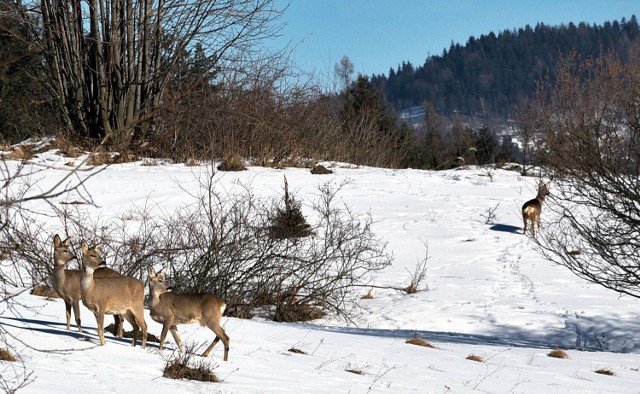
[531,49,640,299]
[160,175,392,322]
[3,169,391,324]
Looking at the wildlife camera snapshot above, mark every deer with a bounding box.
[51,234,124,336]
[147,266,230,361]
[81,241,147,348]
[522,181,550,236]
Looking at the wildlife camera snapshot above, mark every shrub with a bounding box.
[163,351,220,382]
[310,164,332,174]
[269,176,312,239]
[217,154,247,171]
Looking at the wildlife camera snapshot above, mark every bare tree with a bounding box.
[334,55,354,92]
[17,0,284,145]
[532,49,640,297]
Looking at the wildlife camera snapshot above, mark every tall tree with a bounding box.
[19,0,282,146]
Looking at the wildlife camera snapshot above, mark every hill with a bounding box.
[371,16,640,121]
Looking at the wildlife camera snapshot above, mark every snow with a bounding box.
[1,150,639,393]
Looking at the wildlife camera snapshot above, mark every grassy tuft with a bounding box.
[547,348,569,359]
[466,354,484,362]
[163,352,220,382]
[31,284,59,299]
[406,336,435,348]
[0,348,16,362]
[594,368,615,376]
[217,154,247,171]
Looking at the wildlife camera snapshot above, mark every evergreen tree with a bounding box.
[474,126,498,164]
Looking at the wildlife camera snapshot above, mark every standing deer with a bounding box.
[81,241,147,348]
[522,182,550,236]
[51,234,124,336]
[147,267,230,361]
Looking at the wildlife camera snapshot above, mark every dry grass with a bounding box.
[287,347,307,354]
[53,137,83,158]
[141,159,158,166]
[88,152,114,165]
[31,284,59,299]
[594,368,615,376]
[547,348,569,359]
[466,354,484,363]
[345,368,365,375]
[163,353,220,382]
[273,303,326,323]
[88,151,138,165]
[406,336,435,348]
[361,290,374,299]
[217,154,247,171]
[567,250,581,256]
[4,145,33,161]
[0,348,16,362]
[184,158,199,167]
[310,164,333,174]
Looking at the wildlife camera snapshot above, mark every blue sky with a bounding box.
[271,0,639,79]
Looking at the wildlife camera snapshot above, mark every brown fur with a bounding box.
[522,182,550,236]
[147,267,230,361]
[51,235,124,335]
[81,241,147,348]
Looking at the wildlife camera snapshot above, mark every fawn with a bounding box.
[147,267,230,361]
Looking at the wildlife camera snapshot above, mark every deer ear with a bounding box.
[147,266,154,276]
[81,241,88,253]
[94,243,103,252]
[62,236,72,246]
[53,234,61,247]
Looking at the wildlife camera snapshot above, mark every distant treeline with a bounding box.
[370,16,639,118]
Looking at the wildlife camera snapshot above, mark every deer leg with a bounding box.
[64,300,72,331]
[522,213,528,235]
[159,319,173,351]
[72,300,83,333]
[169,325,183,353]
[203,321,230,361]
[123,311,139,347]
[135,309,147,349]
[114,314,124,338]
[97,310,106,345]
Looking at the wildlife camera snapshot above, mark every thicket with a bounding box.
[0,172,392,323]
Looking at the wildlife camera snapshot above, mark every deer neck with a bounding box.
[52,262,68,285]
[537,194,547,205]
[148,288,162,309]
[81,266,95,290]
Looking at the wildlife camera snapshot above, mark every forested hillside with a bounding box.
[370,16,639,119]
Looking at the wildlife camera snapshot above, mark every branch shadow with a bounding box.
[297,313,640,354]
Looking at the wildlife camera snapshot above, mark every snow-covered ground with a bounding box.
[1,149,639,393]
